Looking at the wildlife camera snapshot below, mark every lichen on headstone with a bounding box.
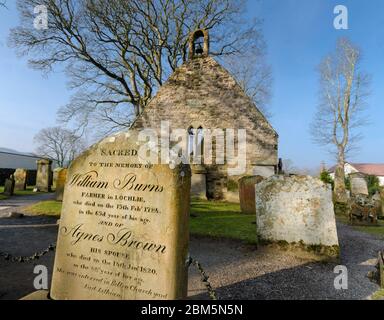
[255,175,339,259]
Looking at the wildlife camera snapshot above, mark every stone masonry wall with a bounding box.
[133,57,278,168]
[132,57,278,198]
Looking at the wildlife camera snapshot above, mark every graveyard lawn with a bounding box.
[336,215,384,239]
[0,186,44,200]
[21,200,62,217]
[18,199,257,244]
[190,199,257,244]
[372,289,384,300]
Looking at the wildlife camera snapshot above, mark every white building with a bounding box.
[329,162,384,186]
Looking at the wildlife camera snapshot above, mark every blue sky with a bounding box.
[0,0,383,170]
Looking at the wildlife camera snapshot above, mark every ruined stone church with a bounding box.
[133,29,278,200]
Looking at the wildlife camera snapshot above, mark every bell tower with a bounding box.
[188,29,210,59]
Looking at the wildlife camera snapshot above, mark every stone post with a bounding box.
[36,159,53,192]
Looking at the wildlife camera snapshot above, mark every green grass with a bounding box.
[336,215,384,239]
[18,198,257,244]
[0,193,8,200]
[0,186,46,200]
[227,179,239,192]
[22,200,62,218]
[15,196,383,244]
[190,199,257,244]
[372,289,384,300]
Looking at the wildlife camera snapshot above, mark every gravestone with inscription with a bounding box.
[14,168,27,191]
[50,130,191,300]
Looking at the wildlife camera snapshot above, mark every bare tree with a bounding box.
[34,127,86,167]
[223,53,273,118]
[310,38,370,203]
[10,0,271,136]
[280,159,297,174]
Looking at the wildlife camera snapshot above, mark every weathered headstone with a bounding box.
[36,159,52,192]
[349,194,378,225]
[239,175,264,215]
[14,168,28,191]
[50,130,191,300]
[55,168,68,201]
[350,172,369,196]
[256,175,339,257]
[190,165,207,199]
[3,175,15,196]
[52,168,62,190]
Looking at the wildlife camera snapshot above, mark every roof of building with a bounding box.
[329,163,384,176]
[349,163,384,176]
[0,148,51,170]
[0,147,37,157]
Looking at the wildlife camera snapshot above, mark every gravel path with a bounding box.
[0,217,382,300]
[0,194,55,218]
[188,223,383,300]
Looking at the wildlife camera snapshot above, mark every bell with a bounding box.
[195,43,204,55]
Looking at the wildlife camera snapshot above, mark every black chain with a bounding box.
[1,244,217,299]
[0,243,56,263]
[187,256,218,300]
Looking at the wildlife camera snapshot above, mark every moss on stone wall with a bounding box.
[334,202,350,216]
[258,238,340,261]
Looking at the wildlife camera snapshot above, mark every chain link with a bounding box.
[1,243,217,299]
[187,256,218,300]
[0,243,56,263]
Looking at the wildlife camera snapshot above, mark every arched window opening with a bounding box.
[188,126,204,163]
[193,32,204,56]
[189,29,209,60]
[188,127,195,155]
[194,126,204,163]
[196,126,204,149]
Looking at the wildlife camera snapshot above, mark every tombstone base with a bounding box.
[20,290,50,300]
